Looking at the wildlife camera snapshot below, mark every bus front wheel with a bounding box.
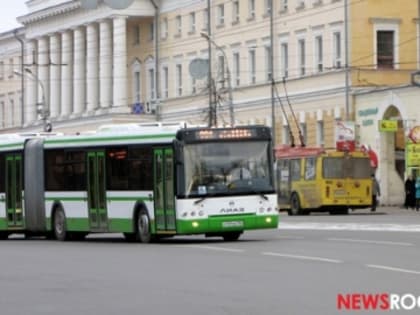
[222,231,242,241]
[136,209,152,243]
[0,232,8,240]
[289,193,302,216]
[53,207,68,241]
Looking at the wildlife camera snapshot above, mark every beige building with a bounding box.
[0,29,23,131]
[0,0,348,143]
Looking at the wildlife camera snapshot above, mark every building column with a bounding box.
[99,19,112,110]
[113,16,128,111]
[86,23,99,113]
[49,34,61,119]
[73,26,86,115]
[61,30,73,117]
[37,37,49,119]
[25,40,37,124]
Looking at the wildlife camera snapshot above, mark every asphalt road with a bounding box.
[1,207,420,315]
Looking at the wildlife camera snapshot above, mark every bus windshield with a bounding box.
[181,141,273,197]
[323,157,372,179]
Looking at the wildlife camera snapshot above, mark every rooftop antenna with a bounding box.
[282,77,305,147]
[272,78,295,147]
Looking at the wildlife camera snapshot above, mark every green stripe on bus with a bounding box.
[45,133,175,145]
[45,197,86,202]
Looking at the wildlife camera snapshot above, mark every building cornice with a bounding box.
[17,1,80,25]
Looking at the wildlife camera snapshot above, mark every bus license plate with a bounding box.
[222,221,244,228]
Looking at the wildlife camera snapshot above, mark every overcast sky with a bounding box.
[0,1,27,33]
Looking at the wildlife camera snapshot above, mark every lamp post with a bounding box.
[200,32,234,126]
[14,69,51,132]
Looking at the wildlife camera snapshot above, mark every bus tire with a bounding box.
[0,232,8,240]
[53,207,68,241]
[222,231,242,241]
[289,193,302,216]
[135,209,152,243]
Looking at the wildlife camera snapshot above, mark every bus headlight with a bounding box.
[192,221,199,228]
[265,217,272,223]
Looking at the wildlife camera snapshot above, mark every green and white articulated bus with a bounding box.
[0,123,278,242]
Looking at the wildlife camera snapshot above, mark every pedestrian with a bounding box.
[404,174,416,209]
[371,174,380,212]
[415,176,420,211]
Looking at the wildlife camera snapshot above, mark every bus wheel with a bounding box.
[53,207,68,241]
[289,193,302,216]
[222,232,242,241]
[136,209,152,243]
[0,232,8,240]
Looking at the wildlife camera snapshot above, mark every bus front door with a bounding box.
[5,154,24,228]
[153,148,176,234]
[87,151,108,231]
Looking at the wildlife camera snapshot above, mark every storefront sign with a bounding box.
[406,143,420,167]
[378,120,398,132]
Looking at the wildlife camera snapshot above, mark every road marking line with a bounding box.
[366,264,420,275]
[275,236,305,240]
[278,223,420,232]
[262,252,342,264]
[327,238,414,247]
[176,245,244,253]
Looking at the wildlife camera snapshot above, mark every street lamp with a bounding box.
[200,32,234,126]
[14,68,51,132]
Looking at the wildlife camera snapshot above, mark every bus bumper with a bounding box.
[176,214,279,235]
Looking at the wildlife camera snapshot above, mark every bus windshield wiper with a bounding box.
[194,197,207,205]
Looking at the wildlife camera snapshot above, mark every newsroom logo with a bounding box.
[337,293,420,311]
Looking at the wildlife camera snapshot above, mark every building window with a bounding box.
[300,122,307,144]
[191,77,197,95]
[217,4,225,26]
[297,0,305,9]
[333,31,342,68]
[133,25,140,45]
[377,30,394,68]
[134,71,141,102]
[283,125,290,145]
[280,42,289,78]
[217,55,225,88]
[176,64,183,96]
[161,18,168,39]
[148,68,155,100]
[203,9,209,31]
[265,45,272,82]
[280,0,288,12]
[249,48,256,84]
[298,38,306,76]
[149,22,154,41]
[248,0,255,19]
[233,52,240,87]
[264,0,272,14]
[175,15,182,37]
[162,66,169,99]
[189,12,196,33]
[0,61,4,80]
[315,35,323,72]
[232,0,240,24]
[316,120,324,146]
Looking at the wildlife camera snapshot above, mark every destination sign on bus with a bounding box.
[178,126,271,142]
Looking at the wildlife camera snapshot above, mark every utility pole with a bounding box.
[344,0,350,121]
[207,0,214,127]
[270,0,276,147]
